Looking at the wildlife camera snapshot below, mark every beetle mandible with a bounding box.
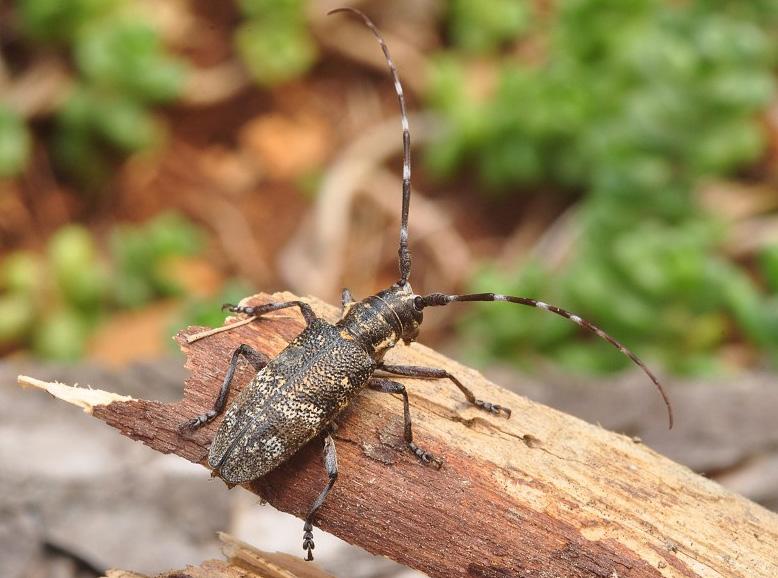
[180,7,673,562]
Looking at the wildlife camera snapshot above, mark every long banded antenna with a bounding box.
[418,292,674,429]
[328,7,412,284]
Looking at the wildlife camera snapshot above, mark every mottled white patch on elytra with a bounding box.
[494,294,507,301]
[536,301,549,310]
[395,80,403,95]
[570,315,583,325]
[262,435,284,460]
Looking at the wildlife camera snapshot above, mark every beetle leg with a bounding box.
[378,363,511,418]
[179,344,269,432]
[341,288,354,313]
[223,300,318,326]
[303,431,338,561]
[369,378,442,468]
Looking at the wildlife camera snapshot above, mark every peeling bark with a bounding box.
[19,292,778,578]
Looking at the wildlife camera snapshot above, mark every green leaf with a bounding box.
[48,225,108,310]
[235,19,316,86]
[110,212,204,308]
[0,107,31,178]
[759,245,778,293]
[17,0,120,42]
[33,308,89,361]
[93,96,160,152]
[75,19,186,102]
[0,294,36,344]
[238,0,304,21]
[1,251,44,294]
[448,0,530,53]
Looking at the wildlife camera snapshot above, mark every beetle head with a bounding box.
[376,282,423,344]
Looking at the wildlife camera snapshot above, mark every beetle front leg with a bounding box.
[378,363,511,418]
[369,378,442,468]
[179,344,268,432]
[341,288,354,313]
[223,300,318,326]
[303,430,338,561]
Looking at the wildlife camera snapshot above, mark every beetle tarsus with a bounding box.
[377,363,512,419]
[369,378,443,468]
[303,520,315,561]
[475,399,512,418]
[178,410,216,434]
[409,442,443,469]
[299,431,338,562]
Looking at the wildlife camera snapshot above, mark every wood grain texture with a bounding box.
[21,292,778,578]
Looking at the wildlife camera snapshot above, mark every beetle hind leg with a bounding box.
[378,363,511,418]
[303,431,338,561]
[369,378,443,468]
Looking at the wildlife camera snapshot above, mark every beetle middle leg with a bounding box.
[179,344,269,432]
[378,363,511,417]
[369,377,442,468]
[303,429,338,561]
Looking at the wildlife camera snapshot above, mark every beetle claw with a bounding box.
[303,522,315,561]
[177,418,199,435]
[409,442,443,469]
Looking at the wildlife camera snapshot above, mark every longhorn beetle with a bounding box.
[180,7,673,562]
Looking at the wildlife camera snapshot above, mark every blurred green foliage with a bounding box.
[4,0,188,183]
[3,0,778,377]
[170,279,256,355]
[2,0,321,183]
[449,0,530,54]
[431,0,778,374]
[0,213,203,360]
[0,105,31,178]
[110,212,204,308]
[235,0,316,86]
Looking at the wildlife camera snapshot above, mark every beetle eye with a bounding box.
[413,296,424,311]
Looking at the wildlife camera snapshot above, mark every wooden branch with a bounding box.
[19,292,778,578]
